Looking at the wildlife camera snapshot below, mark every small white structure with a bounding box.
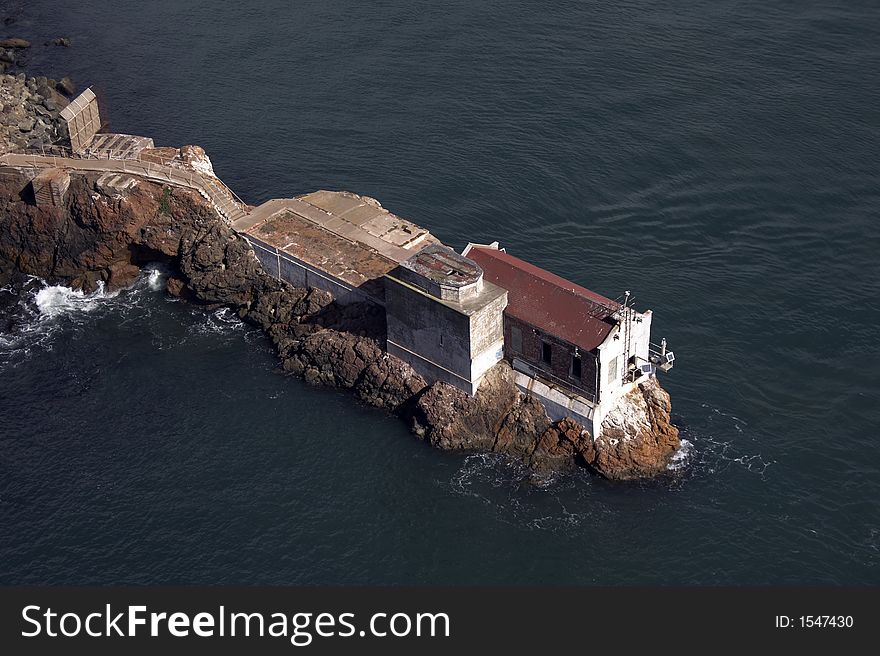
[465,242,673,438]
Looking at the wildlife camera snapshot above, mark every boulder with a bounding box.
[0,38,29,48]
[56,77,75,97]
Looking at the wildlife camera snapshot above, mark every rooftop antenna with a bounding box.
[621,290,633,384]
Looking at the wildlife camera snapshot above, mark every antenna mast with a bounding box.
[621,290,633,384]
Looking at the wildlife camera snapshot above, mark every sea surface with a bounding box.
[1,0,878,584]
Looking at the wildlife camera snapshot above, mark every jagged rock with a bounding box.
[49,37,71,47]
[56,77,75,97]
[587,378,681,479]
[179,145,216,177]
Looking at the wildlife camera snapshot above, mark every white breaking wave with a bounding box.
[0,268,170,366]
[189,307,247,336]
[667,438,693,471]
[146,267,164,291]
[34,281,118,319]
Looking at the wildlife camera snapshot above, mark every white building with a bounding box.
[464,242,672,437]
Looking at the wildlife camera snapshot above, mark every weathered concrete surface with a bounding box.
[385,264,507,396]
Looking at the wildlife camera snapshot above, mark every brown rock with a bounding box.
[166,276,186,297]
[56,77,76,97]
[584,378,681,480]
[106,260,140,290]
[0,38,29,48]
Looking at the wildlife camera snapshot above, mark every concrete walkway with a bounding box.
[0,152,248,224]
[1,151,431,266]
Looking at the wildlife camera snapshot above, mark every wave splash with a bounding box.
[34,280,118,319]
[0,266,170,366]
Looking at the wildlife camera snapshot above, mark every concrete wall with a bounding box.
[512,369,596,434]
[596,309,652,407]
[244,235,381,306]
[468,290,507,383]
[385,276,477,393]
[61,89,101,154]
[385,275,507,395]
[32,170,70,208]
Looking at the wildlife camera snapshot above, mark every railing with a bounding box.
[511,357,598,405]
[2,150,249,224]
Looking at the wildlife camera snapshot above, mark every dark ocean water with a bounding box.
[1,0,878,584]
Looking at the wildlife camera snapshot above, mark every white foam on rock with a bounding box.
[667,439,693,471]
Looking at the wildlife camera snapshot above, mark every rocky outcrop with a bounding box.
[408,362,679,480]
[408,362,592,480]
[0,73,70,153]
[0,72,681,481]
[589,379,680,479]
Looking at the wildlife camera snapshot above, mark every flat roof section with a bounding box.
[243,210,398,295]
[299,190,437,252]
[234,190,443,299]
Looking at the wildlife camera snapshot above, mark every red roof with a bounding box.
[467,246,620,351]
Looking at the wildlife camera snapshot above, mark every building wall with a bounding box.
[385,276,477,393]
[503,314,600,403]
[244,235,381,306]
[468,291,507,382]
[595,309,652,407]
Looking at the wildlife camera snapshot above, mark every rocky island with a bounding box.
[0,68,681,482]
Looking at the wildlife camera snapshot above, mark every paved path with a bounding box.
[1,152,423,264]
[0,152,248,224]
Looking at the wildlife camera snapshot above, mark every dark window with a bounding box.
[510,326,522,354]
[541,341,552,365]
[571,354,582,379]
